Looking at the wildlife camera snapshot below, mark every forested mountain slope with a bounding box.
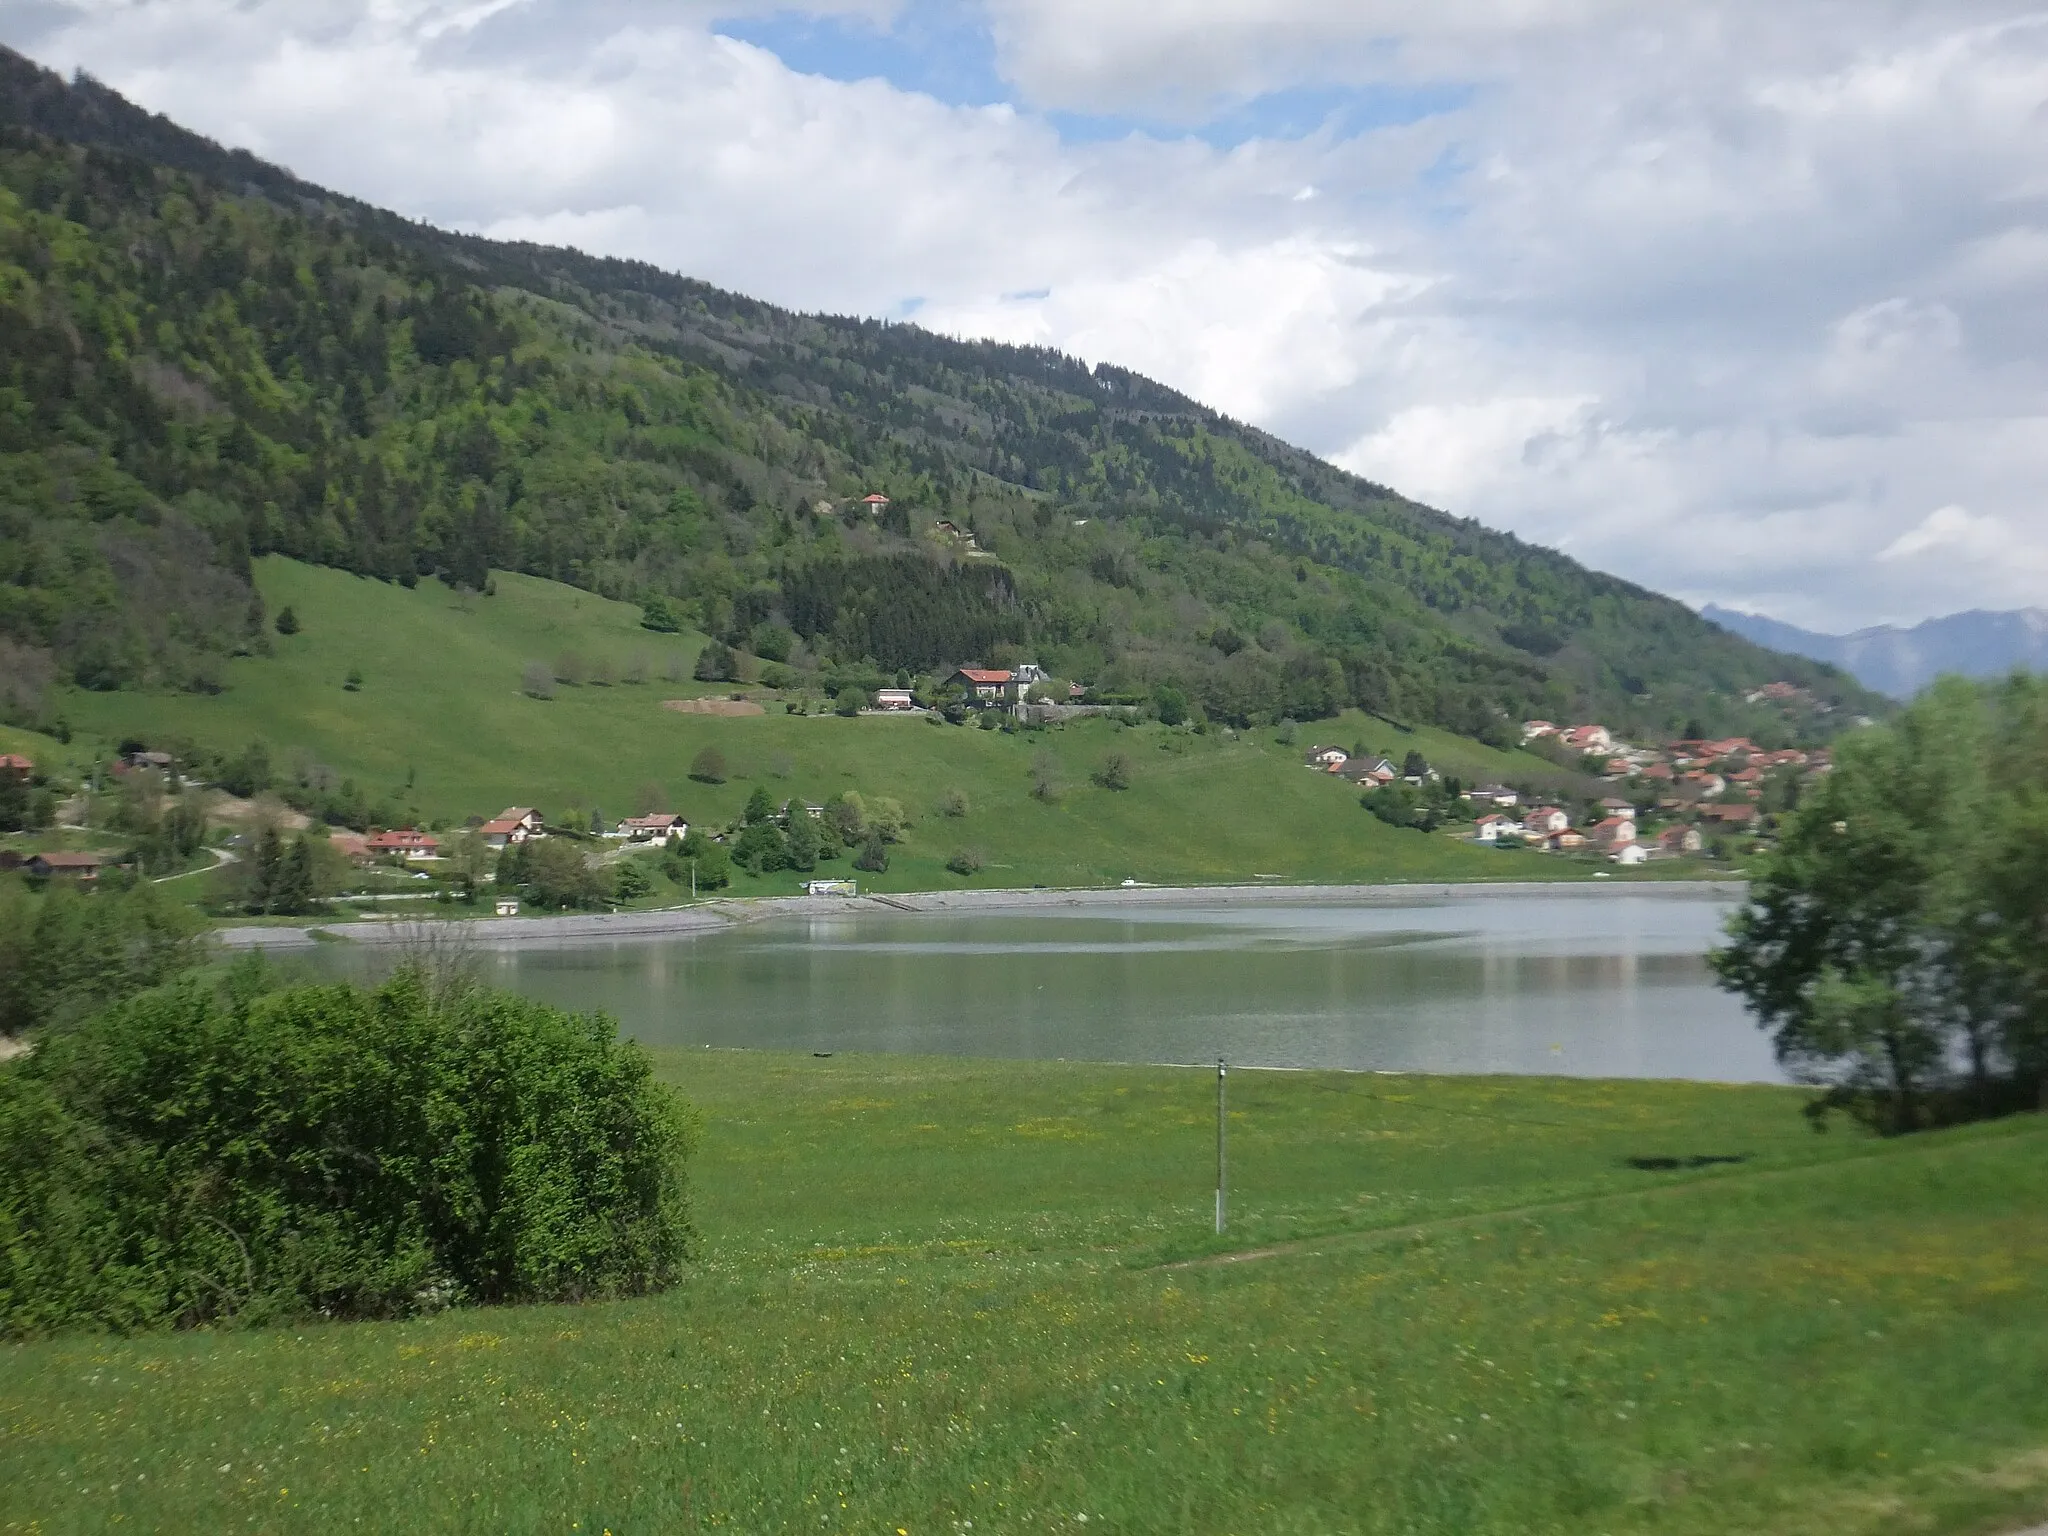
[0,45,1881,744]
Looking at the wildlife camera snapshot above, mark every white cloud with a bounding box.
[4,0,2048,628]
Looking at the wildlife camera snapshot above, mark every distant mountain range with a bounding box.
[1702,604,2048,699]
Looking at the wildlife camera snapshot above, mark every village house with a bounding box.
[875,688,917,711]
[479,807,544,848]
[1303,745,1350,769]
[1525,805,1571,835]
[1698,803,1758,827]
[1473,813,1523,844]
[1466,784,1519,807]
[1612,843,1650,866]
[1598,797,1637,819]
[1343,757,1398,784]
[1560,725,1612,754]
[1681,771,1727,798]
[1587,816,1637,850]
[619,813,685,842]
[947,666,1012,703]
[495,897,522,917]
[860,493,891,514]
[1013,663,1050,687]
[1657,825,1705,856]
[1548,830,1587,852]
[0,753,32,781]
[367,829,440,860]
[28,851,104,880]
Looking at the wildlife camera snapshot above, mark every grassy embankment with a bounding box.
[25,557,1685,898]
[1,1054,2044,1533]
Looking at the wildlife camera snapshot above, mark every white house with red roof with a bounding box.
[367,829,440,860]
[860,493,891,514]
[947,666,1012,702]
[1525,805,1571,835]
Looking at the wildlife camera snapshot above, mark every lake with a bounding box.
[303,886,1781,1082]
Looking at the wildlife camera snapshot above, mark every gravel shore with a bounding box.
[214,877,1745,950]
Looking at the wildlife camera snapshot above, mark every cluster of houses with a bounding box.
[324,805,693,868]
[1298,704,1830,862]
[1522,717,1826,805]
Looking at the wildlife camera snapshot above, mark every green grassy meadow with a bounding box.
[3,1053,2045,1534]
[31,558,1637,894]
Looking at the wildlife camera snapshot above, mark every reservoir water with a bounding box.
[303,887,1780,1082]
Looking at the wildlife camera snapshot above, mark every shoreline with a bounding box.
[215,876,1748,950]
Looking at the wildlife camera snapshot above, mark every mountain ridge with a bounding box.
[0,42,1885,747]
[1702,604,2048,700]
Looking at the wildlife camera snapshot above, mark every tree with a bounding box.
[939,787,970,818]
[445,831,493,902]
[689,746,728,784]
[1713,676,2048,1130]
[826,791,866,844]
[834,687,864,717]
[853,832,889,873]
[1402,750,1430,779]
[1154,684,1189,726]
[744,784,776,824]
[517,838,606,908]
[269,835,317,915]
[0,772,27,834]
[783,804,819,871]
[1094,753,1131,791]
[521,662,555,700]
[1029,751,1061,802]
[693,642,736,682]
[639,595,684,632]
[733,819,788,874]
[674,827,731,891]
[866,797,907,843]
[614,859,653,902]
[273,605,299,636]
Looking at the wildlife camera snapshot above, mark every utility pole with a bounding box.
[690,859,697,900]
[1215,1058,1228,1234]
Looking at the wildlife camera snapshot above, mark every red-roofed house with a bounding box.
[860,493,891,513]
[1657,825,1705,856]
[367,829,439,860]
[1561,725,1612,754]
[1525,805,1570,835]
[1588,816,1637,849]
[620,813,685,842]
[329,831,371,864]
[0,753,32,781]
[947,667,1012,702]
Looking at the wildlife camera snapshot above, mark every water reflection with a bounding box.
[303,890,1775,1082]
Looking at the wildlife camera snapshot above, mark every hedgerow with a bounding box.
[0,965,696,1335]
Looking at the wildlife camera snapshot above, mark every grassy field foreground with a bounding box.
[3,1055,2045,1534]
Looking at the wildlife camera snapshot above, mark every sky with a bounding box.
[5,1,2046,631]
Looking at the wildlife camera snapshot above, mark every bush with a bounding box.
[0,968,696,1335]
[273,606,299,636]
[639,595,684,633]
[688,746,728,784]
[521,662,555,700]
[1094,753,1132,791]
[940,787,970,818]
[834,687,864,717]
[945,847,983,876]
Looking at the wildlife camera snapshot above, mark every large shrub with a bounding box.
[0,968,696,1335]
